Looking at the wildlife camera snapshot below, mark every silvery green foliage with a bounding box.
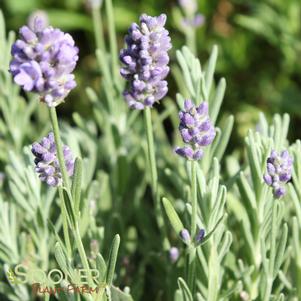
[1,2,301,301]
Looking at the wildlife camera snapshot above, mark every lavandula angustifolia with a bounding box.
[175,99,215,293]
[231,117,290,300]
[120,14,171,247]
[120,14,171,109]
[31,132,74,187]
[175,99,216,160]
[9,18,99,291]
[262,149,292,300]
[10,18,78,107]
[264,150,293,198]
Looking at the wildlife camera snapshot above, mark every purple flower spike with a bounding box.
[10,19,79,107]
[169,247,180,263]
[264,150,293,198]
[176,100,215,161]
[120,14,172,109]
[31,132,74,187]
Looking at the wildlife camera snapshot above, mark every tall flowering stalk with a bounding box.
[9,17,97,291]
[262,149,292,301]
[178,0,204,54]
[175,99,215,292]
[120,14,171,245]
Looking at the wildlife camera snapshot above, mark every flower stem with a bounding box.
[74,222,94,287]
[187,247,196,294]
[187,161,197,293]
[92,6,106,52]
[144,108,168,247]
[105,0,118,82]
[263,199,278,301]
[49,107,94,289]
[144,107,158,194]
[191,161,197,238]
[58,187,72,258]
[49,107,70,191]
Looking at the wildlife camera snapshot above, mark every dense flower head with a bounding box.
[31,132,74,187]
[10,18,79,107]
[264,150,293,198]
[120,14,172,110]
[175,100,216,160]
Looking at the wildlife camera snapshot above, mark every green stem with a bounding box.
[49,107,94,292]
[144,107,158,194]
[191,161,197,238]
[58,187,72,258]
[187,161,197,293]
[187,247,196,294]
[49,107,70,191]
[74,223,94,287]
[263,200,278,301]
[186,29,196,55]
[92,6,106,52]
[105,0,118,82]
[144,108,168,248]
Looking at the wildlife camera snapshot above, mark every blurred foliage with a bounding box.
[1,0,301,145]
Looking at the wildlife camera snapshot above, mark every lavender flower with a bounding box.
[180,228,191,243]
[169,247,180,263]
[31,132,74,187]
[175,100,216,160]
[120,14,172,109]
[263,150,293,198]
[10,18,79,107]
[195,228,205,243]
[28,11,49,31]
[182,14,205,29]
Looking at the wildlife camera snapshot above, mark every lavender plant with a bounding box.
[1,2,301,301]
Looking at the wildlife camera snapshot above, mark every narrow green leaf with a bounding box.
[96,253,107,282]
[71,157,83,217]
[205,45,218,97]
[48,220,68,255]
[162,197,184,236]
[110,286,134,301]
[273,223,288,279]
[213,115,234,161]
[178,277,193,301]
[176,50,195,97]
[207,244,219,301]
[62,188,76,229]
[209,78,226,124]
[54,242,77,283]
[106,234,120,286]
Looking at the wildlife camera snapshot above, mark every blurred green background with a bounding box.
[1,0,301,145]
